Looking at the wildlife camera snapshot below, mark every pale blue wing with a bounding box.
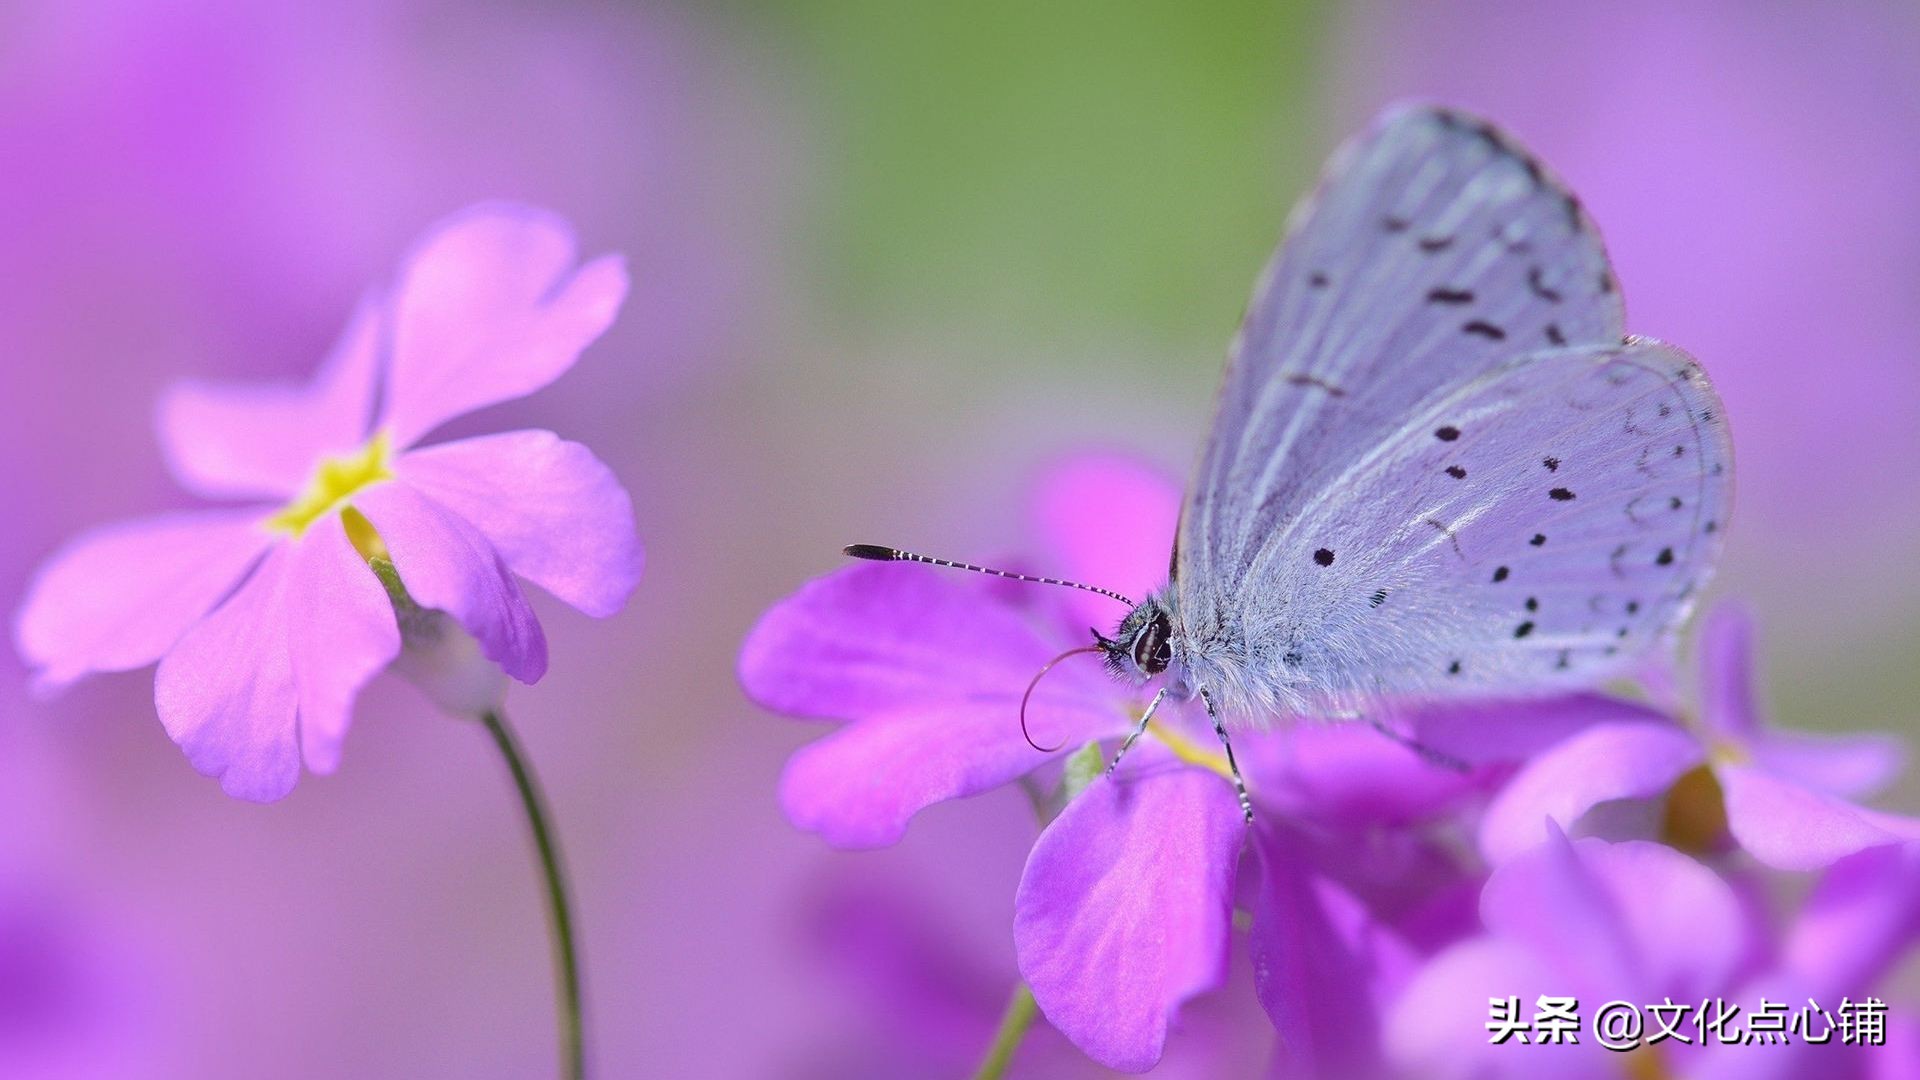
[1178,106,1624,615]
[1190,338,1731,715]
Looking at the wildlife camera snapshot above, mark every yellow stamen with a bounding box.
[1150,722,1235,783]
[340,507,390,563]
[1662,763,1731,855]
[267,432,395,538]
[1622,1043,1673,1080]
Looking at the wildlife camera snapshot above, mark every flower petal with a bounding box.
[1014,749,1243,1073]
[14,510,273,693]
[1027,453,1181,632]
[1781,843,1920,997]
[153,546,300,802]
[1398,693,1672,767]
[1747,729,1907,801]
[353,482,547,684]
[287,518,401,773]
[394,430,640,617]
[740,562,1118,721]
[1700,602,1761,739]
[380,204,627,448]
[1251,723,1485,828]
[156,295,382,499]
[1384,938,1590,1080]
[761,567,1131,848]
[1479,722,1705,864]
[1720,763,1920,871]
[1484,834,1745,1003]
[779,700,1105,849]
[1252,694,1669,831]
[1249,824,1414,1077]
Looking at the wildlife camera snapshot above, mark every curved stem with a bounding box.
[481,709,585,1079]
[971,982,1038,1080]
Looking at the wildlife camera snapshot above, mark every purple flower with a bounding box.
[1701,842,1920,1080]
[1480,605,1918,870]
[1387,827,1754,1079]
[1391,827,1920,1079]
[744,452,1655,1071]
[13,204,641,802]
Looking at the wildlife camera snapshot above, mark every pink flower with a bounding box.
[743,452,1656,1072]
[1387,828,1754,1079]
[13,204,641,802]
[1479,605,1919,870]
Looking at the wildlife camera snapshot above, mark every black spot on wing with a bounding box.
[1284,372,1348,396]
[1526,266,1563,302]
[1427,287,1475,305]
[1462,320,1507,341]
[1314,548,1335,566]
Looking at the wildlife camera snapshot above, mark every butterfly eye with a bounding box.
[1131,612,1172,675]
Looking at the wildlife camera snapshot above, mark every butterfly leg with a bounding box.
[1200,690,1255,825]
[1366,718,1471,773]
[1106,686,1168,777]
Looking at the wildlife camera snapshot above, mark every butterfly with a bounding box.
[849,105,1732,821]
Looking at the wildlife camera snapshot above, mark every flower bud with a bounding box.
[369,556,506,717]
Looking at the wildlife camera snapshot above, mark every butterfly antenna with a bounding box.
[843,544,1134,607]
[1019,645,1104,752]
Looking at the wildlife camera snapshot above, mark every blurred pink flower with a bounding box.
[1390,829,1920,1079]
[1388,828,1753,1079]
[13,204,641,801]
[1480,604,1918,870]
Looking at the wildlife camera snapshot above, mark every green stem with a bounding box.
[481,709,585,1080]
[971,982,1038,1080]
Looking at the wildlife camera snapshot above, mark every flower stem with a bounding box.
[971,982,1038,1080]
[480,709,585,1080]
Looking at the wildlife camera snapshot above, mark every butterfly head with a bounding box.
[1098,597,1175,683]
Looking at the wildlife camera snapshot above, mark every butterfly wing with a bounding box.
[1187,337,1732,715]
[1179,105,1624,609]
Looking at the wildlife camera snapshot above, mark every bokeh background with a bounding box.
[3,1,1918,1076]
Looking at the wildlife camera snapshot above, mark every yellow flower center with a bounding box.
[1149,721,1236,783]
[1661,763,1730,855]
[267,432,395,560]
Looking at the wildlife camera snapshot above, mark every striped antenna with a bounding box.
[843,544,1135,608]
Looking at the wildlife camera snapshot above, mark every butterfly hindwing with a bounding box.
[1225,338,1732,710]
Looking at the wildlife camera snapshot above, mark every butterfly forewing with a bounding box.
[1180,106,1624,612]
[1238,338,1731,709]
